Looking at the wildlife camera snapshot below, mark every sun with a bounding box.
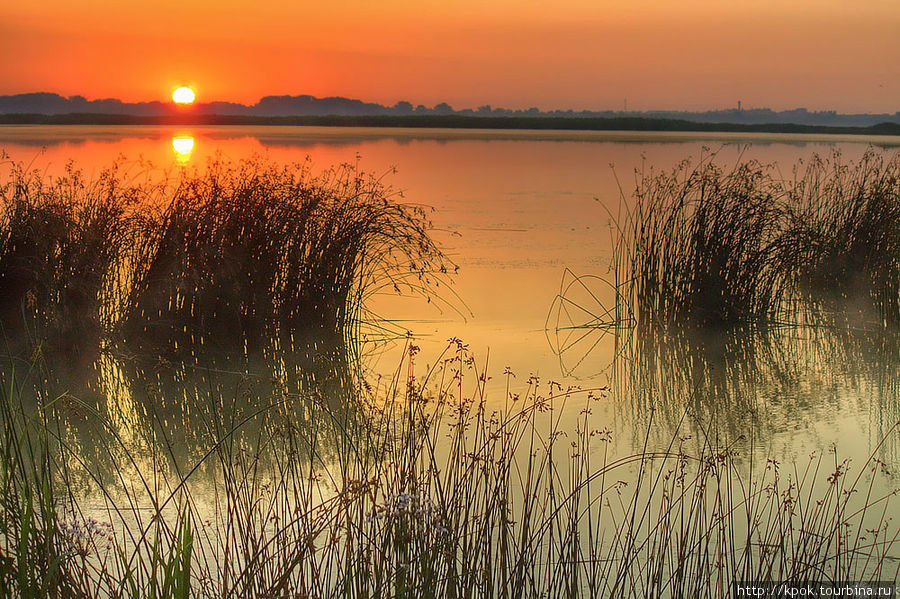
[172,86,195,104]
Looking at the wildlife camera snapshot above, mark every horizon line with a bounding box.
[3,91,899,117]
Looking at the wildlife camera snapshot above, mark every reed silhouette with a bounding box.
[609,149,900,331]
[119,158,448,357]
[0,162,134,360]
[781,150,900,324]
[1,156,449,367]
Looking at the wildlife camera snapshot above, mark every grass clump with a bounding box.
[0,162,134,355]
[118,157,448,355]
[781,149,900,325]
[0,156,449,359]
[619,156,787,330]
[612,148,900,332]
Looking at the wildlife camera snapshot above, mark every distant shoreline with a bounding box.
[2,113,900,136]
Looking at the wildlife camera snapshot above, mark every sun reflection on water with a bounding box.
[171,135,195,162]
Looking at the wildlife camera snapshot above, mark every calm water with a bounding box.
[3,124,900,478]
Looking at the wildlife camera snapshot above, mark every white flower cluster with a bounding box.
[369,492,448,535]
[58,516,114,555]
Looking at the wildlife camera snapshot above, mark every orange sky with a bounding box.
[2,0,899,113]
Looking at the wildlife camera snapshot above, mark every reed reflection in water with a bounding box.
[547,148,900,461]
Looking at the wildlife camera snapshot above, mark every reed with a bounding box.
[780,149,900,325]
[613,149,900,332]
[617,156,787,330]
[0,162,135,356]
[117,157,448,355]
[0,157,449,360]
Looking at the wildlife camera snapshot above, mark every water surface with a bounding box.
[3,124,900,474]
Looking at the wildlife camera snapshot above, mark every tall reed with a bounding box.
[0,157,449,361]
[117,157,448,355]
[612,149,900,331]
[780,149,900,325]
[618,156,787,330]
[0,162,135,355]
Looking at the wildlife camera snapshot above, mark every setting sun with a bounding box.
[172,86,195,104]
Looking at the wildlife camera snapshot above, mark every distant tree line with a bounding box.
[1,92,899,127]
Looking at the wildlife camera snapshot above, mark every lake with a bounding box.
[3,125,900,592]
[5,126,900,449]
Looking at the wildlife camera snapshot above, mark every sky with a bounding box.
[2,0,899,113]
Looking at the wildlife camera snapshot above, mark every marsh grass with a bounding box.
[611,148,900,332]
[119,158,449,357]
[0,156,450,362]
[0,161,135,359]
[2,340,898,598]
[617,155,788,330]
[4,146,900,597]
[780,150,900,325]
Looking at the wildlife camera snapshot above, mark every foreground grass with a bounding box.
[2,340,898,598]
